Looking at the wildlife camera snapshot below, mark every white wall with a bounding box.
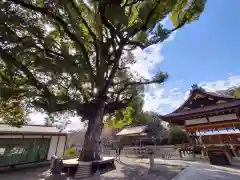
[209,113,238,123]
[47,136,58,160]
[185,118,208,126]
[0,135,22,138]
[56,136,66,158]
[23,135,42,138]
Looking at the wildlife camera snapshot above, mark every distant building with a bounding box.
[116,120,169,146]
[0,124,67,168]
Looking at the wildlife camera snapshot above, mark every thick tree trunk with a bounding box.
[78,101,105,162]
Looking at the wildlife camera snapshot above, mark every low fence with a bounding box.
[103,145,182,159]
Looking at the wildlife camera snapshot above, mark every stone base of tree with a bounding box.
[62,157,115,179]
[74,162,92,179]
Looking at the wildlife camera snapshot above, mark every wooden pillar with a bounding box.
[198,129,204,159]
[218,134,223,144]
[199,129,209,160]
[228,133,239,158]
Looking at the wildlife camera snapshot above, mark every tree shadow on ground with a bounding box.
[100,160,184,180]
[0,165,49,180]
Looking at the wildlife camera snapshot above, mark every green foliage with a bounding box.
[234,87,240,98]
[64,147,78,158]
[171,0,206,28]
[107,106,134,129]
[168,126,189,144]
[0,96,27,127]
[0,0,206,127]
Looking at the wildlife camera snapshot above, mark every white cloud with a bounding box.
[228,72,233,76]
[142,74,240,115]
[131,31,177,113]
[28,111,84,131]
[130,44,164,79]
[170,88,179,93]
[28,112,46,125]
[201,75,240,92]
[176,80,184,83]
[172,91,182,95]
[65,117,84,131]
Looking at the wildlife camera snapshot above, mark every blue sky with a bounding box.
[132,0,240,115]
[30,1,240,130]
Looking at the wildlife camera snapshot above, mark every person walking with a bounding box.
[115,143,123,161]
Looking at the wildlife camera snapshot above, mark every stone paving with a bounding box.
[136,158,240,180]
[1,157,240,180]
[172,164,240,180]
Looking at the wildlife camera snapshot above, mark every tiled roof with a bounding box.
[162,100,240,118]
[0,124,66,135]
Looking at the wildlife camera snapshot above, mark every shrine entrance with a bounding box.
[160,85,240,165]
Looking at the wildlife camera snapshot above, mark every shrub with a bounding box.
[168,127,189,145]
[64,147,78,158]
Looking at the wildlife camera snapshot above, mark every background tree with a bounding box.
[217,86,240,98]
[168,126,189,144]
[233,87,240,98]
[106,84,152,129]
[0,0,206,161]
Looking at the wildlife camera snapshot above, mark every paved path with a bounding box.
[135,158,240,180]
[1,157,240,180]
[100,157,183,180]
[172,163,240,180]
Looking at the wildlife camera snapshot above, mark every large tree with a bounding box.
[0,0,206,161]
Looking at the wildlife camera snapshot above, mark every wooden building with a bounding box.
[116,120,169,146]
[160,85,240,165]
[0,124,67,168]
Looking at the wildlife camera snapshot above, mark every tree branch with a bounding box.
[123,0,141,7]
[10,0,95,81]
[105,95,134,114]
[99,46,123,98]
[69,0,98,43]
[0,48,53,99]
[126,0,161,38]
[113,79,164,87]
[70,74,90,103]
[125,40,145,49]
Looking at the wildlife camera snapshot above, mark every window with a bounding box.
[0,148,5,155]
[0,138,50,165]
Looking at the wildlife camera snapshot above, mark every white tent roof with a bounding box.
[0,124,65,135]
[116,125,147,136]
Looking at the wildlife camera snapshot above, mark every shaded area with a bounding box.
[0,159,184,180]
[62,157,116,177]
[100,160,184,180]
[0,165,49,180]
[62,160,116,177]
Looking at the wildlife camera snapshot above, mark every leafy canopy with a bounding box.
[0,0,206,125]
[234,87,240,98]
[168,126,189,144]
